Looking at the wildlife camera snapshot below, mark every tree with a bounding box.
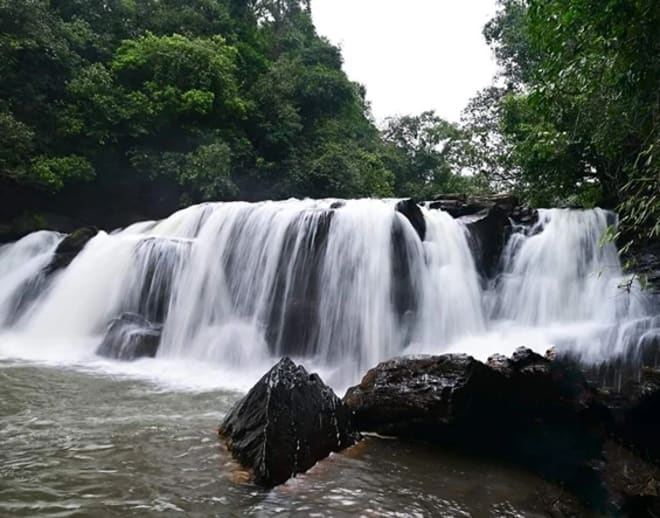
[382,111,480,198]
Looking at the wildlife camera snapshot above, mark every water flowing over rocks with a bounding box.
[219,358,360,487]
[96,312,162,360]
[45,227,98,273]
[394,198,426,241]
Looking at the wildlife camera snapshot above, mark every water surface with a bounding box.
[0,360,585,517]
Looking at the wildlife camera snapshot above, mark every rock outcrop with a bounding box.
[344,349,610,510]
[96,312,162,360]
[395,198,426,241]
[45,227,98,273]
[462,206,511,278]
[424,194,538,278]
[219,358,359,487]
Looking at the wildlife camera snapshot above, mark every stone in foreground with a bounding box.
[219,357,359,487]
[96,312,162,360]
[344,349,609,511]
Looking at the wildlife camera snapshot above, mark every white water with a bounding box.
[0,201,656,391]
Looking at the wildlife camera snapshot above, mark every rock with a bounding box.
[45,227,98,273]
[265,210,333,357]
[96,312,162,361]
[395,199,425,241]
[344,354,506,437]
[219,357,360,487]
[390,216,421,335]
[344,349,610,511]
[428,193,519,218]
[626,240,660,297]
[463,206,511,278]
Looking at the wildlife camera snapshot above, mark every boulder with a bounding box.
[463,206,511,278]
[219,358,360,487]
[46,227,98,273]
[428,193,519,218]
[96,312,162,361]
[343,354,506,437]
[344,349,609,511]
[395,199,425,241]
[265,210,333,357]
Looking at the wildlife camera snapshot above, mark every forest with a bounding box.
[0,0,658,245]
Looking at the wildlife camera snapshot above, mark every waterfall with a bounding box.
[0,201,656,389]
[0,231,63,327]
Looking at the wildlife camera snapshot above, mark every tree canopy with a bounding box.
[0,0,657,249]
[464,0,659,245]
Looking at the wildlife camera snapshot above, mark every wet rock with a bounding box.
[428,193,519,218]
[265,210,333,357]
[344,349,609,511]
[344,354,506,437]
[463,206,510,278]
[390,216,421,335]
[510,206,539,226]
[395,199,425,241]
[626,240,660,297]
[46,227,98,273]
[219,358,360,487]
[96,312,162,361]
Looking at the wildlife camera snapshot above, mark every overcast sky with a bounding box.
[311,0,499,124]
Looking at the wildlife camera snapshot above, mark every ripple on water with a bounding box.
[0,361,585,517]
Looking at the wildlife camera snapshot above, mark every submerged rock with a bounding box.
[219,357,359,487]
[46,227,98,273]
[96,312,162,361]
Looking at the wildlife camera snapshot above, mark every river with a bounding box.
[1,359,585,517]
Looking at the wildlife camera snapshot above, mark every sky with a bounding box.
[311,0,499,124]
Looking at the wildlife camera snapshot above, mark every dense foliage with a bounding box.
[0,0,387,220]
[1,0,657,248]
[465,0,659,246]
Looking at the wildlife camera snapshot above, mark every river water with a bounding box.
[1,359,585,517]
[2,200,655,516]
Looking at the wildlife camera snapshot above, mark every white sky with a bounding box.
[311,0,499,124]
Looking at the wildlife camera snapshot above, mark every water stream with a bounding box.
[0,199,656,515]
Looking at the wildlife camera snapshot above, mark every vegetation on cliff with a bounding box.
[0,0,657,245]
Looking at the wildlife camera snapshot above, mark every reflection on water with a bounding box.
[0,361,583,517]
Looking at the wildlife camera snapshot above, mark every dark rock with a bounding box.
[463,206,511,278]
[96,312,162,361]
[428,193,519,218]
[390,217,421,338]
[344,354,506,436]
[510,206,539,226]
[265,210,333,357]
[219,357,360,487]
[625,240,660,297]
[46,227,98,273]
[329,200,345,209]
[344,349,610,511]
[395,199,425,241]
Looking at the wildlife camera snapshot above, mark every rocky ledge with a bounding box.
[344,348,660,514]
[96,312,162,361]
[218,358,360,487]
[220,349,660,513]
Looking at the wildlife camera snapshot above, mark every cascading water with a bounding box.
[0,231,63,327]
[0,200,656,390]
